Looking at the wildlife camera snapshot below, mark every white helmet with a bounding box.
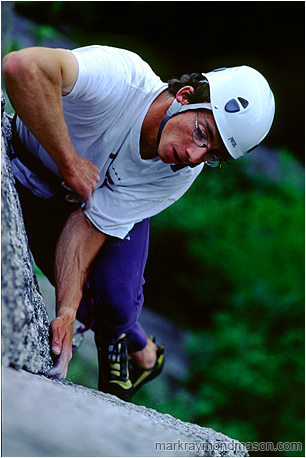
[165,66,275,159]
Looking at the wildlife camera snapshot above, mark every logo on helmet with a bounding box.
[228,137,237,148]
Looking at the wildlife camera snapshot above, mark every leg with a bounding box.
[15,181,164,399]
[81,218,151,353]
[16,177,150,353]
[77,218,164,400]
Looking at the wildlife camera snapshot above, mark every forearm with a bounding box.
[47,209,107,378]
[55,208,107,319]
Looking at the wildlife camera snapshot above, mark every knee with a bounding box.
[94,283,143,333]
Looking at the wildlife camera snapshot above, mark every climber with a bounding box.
[3,45,275,401]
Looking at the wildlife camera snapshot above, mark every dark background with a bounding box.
[12,1,305,163]
[2,2,305,456]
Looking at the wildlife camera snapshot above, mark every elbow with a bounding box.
[3,52,17,81]
[4,48,62,92]
[3,50,27,84]
[3,51,21,77]
[3,50,40,110]
[3,49,40,86]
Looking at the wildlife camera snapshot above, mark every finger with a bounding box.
[65,193,84,204]
[45,360,68,379]
[46,347,71,378]
[50,327,62,356]
[45,364,62,378]
[52,342,61,356]
[61,181,73,192]
[82,192,94,211]
[93,169,100,183]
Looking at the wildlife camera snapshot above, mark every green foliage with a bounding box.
[140,150,304,456]
[183,317,304,445]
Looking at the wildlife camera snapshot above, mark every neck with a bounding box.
[140,90,174,159]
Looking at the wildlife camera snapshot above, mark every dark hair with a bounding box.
[167,73,210,103]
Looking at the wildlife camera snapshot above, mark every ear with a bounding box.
[176,86,195,105]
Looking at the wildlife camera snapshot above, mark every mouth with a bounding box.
[171,148,183,164]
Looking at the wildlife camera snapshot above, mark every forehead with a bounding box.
[197,110,231,159]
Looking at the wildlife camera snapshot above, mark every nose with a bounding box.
[186,145,209,164]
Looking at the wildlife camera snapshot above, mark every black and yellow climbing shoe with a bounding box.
[96,333,133,402]
[96,334,165,402]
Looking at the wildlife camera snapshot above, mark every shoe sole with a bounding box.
[99,380,134,402]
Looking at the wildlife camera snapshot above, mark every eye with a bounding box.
[196,121,208,140]
[197,127,207,140]
[193,113,209,148]
[192,128,208,147]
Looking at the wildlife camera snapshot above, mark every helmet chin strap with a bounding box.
[156,100,212,147]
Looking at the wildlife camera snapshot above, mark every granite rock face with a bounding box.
[1,93,53,373]
[2,366,249,457]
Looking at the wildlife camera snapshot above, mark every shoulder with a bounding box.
[71,45,160,85]
[71,45,144,69]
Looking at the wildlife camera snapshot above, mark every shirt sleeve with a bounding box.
[65,45,162,111]
[64,46,125,113]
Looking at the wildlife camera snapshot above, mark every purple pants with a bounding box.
[15,179,149,353]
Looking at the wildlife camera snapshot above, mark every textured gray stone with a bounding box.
[2,366,249,457]
[1,93,53,373]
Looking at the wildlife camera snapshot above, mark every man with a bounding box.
[3,45,275,401]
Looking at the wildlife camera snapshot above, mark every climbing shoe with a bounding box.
[96,333,133,402]
[129,337,165,398]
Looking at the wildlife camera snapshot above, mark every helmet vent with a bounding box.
[238,97,249,109]
[225,98,249,113]
[225,99,240,113]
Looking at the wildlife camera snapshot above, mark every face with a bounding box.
[158,109,231,166]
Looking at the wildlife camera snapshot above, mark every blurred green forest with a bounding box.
[141,152,304,456]
[2,2,304,456]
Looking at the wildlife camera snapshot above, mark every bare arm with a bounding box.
[46,208,107,378]
[3,47,99,204]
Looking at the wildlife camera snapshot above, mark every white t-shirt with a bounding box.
[12,45,204,238]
